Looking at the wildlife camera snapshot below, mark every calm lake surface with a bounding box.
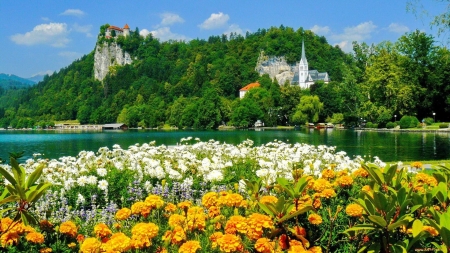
[1,129,450,162]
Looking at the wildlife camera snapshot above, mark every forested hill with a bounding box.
[1,25,449,129]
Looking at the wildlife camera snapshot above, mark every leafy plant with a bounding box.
[0,155,52,227]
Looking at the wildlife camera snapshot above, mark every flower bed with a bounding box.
[0,138,448,252]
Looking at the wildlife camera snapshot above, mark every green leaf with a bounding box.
[384,164,397,184]
[277,205,312,223]
[0,195,20,205]
[258,202,275,217]
[368,215,387,228]
[441,227,450,248]
[25,164,44,189]
[10,157,25,188]
[344,224,376,233]
[387,216,413,231]
[5,184,17,195]
[397,187,407,206]
[372,191,387,211]
[0,166,17,186]
[412,219,423,237]
[363,164,384,185]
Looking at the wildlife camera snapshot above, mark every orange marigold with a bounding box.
[80,237,101,253]
[115,208,132,220]
[246,213,274,240]
[208,206,221,218]
[39,220,54,233]
[131,201,146,215]
[179,240,202,253]
[59,221,78,238]
[187,206,206,231]
[39,248,52,253]
[168,214,186,228]
[162,225,186,245]
[346,204,364,217]
[132,222,159,239]
[209,232,223,249]
[178,201,193,210]
[336,169,348,177]
[352,167,369,178]
[145,194,165,209]
[225,215,248,234]
[336,175,354,187]
[308,213,323,225]
[26,232,45,244]
[165,203,177,213]
[312,178,332,192]
[259,195,279,205]
[102,232,131,252]
[255,238,276,253]
[1,232,19,247]
[320,188,336,199]
[288,245,306,253]
[309,246,323,253]
[313,198,322,209]
[411,161,423,169]
[217,233,243,252]
[218,193,245,208]
[321,169,335,179]
[422,226,439,236]
[94,223,112,238]
[202,192,219,208]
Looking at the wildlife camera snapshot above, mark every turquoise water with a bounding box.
[1,129,450,162]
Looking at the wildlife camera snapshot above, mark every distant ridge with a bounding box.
[0,73,36,89]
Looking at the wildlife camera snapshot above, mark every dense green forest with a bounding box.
[0,25,449,129]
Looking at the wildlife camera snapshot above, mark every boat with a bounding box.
[325,123,334,128]
[316,123,326,129]
[307,123,315,128]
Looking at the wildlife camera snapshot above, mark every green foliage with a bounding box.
[423,117,434,125]
[399,115,420,129]
[365,122,378,128]
[292,95,323,124]
[439,123,448,128]
[385,121,397,129]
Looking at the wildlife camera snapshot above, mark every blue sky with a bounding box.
[0,0,447,78]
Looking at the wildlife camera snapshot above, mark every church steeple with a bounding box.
[298,39,309,88]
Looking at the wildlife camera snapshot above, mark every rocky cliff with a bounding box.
[94,42,132,81]
[255,51,297,85]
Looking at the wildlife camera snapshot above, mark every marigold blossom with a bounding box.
[346,204,364,217]
[217,233,243,252]
[115,208,132,220]
[179,240,202,253]
[26,232,45,244]
[94,223,112,238]
[80,237,101,253]
[225,215,248,234]
[59,221,78,237]
[255,238,276,253]
[259,195,279,205]
[308,213,323,225]
[201,192,218,208]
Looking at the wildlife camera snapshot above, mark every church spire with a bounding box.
[301,40,307,62]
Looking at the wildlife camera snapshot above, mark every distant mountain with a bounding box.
[26,74,45,83]
[0,73,36,89]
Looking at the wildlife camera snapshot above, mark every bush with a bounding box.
[439,123,448,129]
[365,122,378,128]
[423,117,434,125]
[399,116,420,129]
[386,122,396,129]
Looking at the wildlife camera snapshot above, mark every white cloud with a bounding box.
[140,29,151,37]
[148,27,190,41]
[387,23,410,34]
[41,17,50,21]
[60,9,85,17]
[331,21,377,52]
[10,23,70,47]
[32,70,54,77]
[160,12,184,26]
[73,23,93,37]
[58,51,82,60]
[310,25,330,36]
[199,12,229,30]
[224,24,244,36]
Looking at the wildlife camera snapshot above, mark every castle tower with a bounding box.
[123,24,130,37]
[298,40,309,88]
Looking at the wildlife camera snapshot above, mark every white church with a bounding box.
[105,24,130,38]
[292,40,330,88]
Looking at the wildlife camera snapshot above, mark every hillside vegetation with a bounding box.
[0,25,449,129]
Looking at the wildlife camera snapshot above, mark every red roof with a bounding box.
[239,82,260,91]
[108,26,123,31]
[123,24,130,29]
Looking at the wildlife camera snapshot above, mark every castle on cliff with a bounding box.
[105,24,130,38]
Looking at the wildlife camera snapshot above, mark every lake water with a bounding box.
[1,129,450,162]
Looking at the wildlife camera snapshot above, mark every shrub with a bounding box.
[423,117,434,125]
[365,122,378,128]
[439,123,448,129]
[386,122,396,129]
[399,116,420,129]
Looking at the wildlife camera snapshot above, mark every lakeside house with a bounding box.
[239,82,260,99]
[102,123,128,130]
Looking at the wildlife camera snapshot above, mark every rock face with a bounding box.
[94,42,132,81]
[255,51,297,85]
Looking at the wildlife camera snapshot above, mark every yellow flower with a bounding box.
[218,192,245,207]
[102,232,131,252]
[321,169,335,179]
[186,206,207,231]
[80,237,101,253]
[422,226,439,236]
[309,246,323,253]
[346,204,364,217]
[336,175,353,187]
[94,223,112,238]
[162,225,186,245]
[217,233,243,252]
[68,242,76,248]
[1,232,19,247]
[178,201,193,210]
[208,206,221,218]
[312,179,332,192]
[165,203,177,213]
[168,214,186,228]
[320,188,336,199]
[209,232,223,249]
[411,161,423,169]
[202,192,219,208]
[25,232,45,244]
[131,201,146,215]
[308,213,323,225]
[59,221,78,238]
[313,198,322,209]
[361,185,371,193]
[115,208,132,220]
[179,240,202,253]
[132,222,159,239]
[246,213,274,240]
[255,238,276,253]
[259,195,279,205]
[145,194,165,209]
[225,215,248,234]
[288,245,306,253]
[336,169,348,177]
[352,167,369,178]
[39,248,53,253]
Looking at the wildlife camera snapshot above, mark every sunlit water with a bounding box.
[1,129,449,162]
